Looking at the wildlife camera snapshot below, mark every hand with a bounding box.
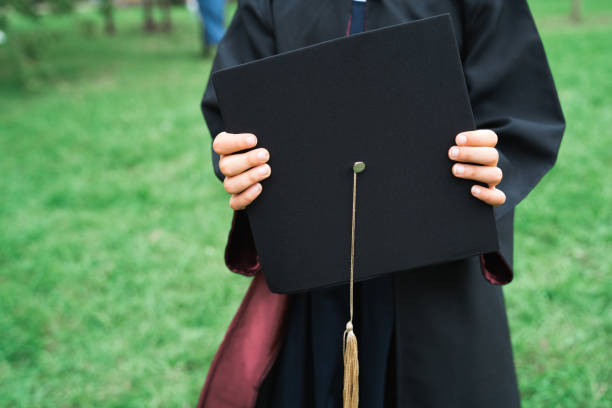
[448,129,506,207]
[213,132,271,210]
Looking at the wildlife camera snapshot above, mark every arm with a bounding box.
[202,0,276,181]
[448,0,565,284]
[201,0,276,275]
[462,0,565,220]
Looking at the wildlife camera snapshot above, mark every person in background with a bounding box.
[197,0,226,56]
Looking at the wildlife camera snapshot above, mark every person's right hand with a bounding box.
[213,132,271,210]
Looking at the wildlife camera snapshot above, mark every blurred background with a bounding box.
[0,0,610,406]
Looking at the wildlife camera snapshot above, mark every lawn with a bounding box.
[0,1,610,407]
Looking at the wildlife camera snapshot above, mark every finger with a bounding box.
[471,185,506,207]
[448,146,499,166]
[224,164,271,194]
[213,132,258,155]
[218,148,270,177]
[456,129,498,147]
[452,164,503,187]
[229,183,263,210]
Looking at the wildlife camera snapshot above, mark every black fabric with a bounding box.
[254,9,396,407]
[256,276,395,408]
[212,15,499,294]
[201,0,565,406]
[393,257,520,407]
[200,0,565,266]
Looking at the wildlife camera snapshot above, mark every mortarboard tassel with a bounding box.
[343,161,365,408]
[343,321,359,408]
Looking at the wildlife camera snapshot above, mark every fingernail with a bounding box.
[472,186,481,196]
[258,165,270,176]
[257,150,269,161]
[456,134,467,145]
[254,183,262,193]
[454,164,464,175]
[246,135,257,146]
[450,147,459,159]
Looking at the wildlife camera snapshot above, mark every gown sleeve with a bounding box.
[462,0,565,285]
[462,0,566,222]
[201,0,276,276]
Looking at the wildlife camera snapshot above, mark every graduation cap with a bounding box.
[212,14,499,407]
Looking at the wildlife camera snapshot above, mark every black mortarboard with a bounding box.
[212,14,498,293]
[212,14,499,406]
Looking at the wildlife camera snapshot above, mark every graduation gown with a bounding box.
[197,0,565,406]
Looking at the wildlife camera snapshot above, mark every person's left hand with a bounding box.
[448,129,506,207]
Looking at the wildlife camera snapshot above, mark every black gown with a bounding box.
[255,3,396,407]
[201,0,565,406]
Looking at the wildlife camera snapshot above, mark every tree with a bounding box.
[570,0,582,22]
[142,0,156,32]
[142,0,173,33]
[160,0,171,32]
[0,0,75,31]
[1,0,44,24]
[99,0,116,34]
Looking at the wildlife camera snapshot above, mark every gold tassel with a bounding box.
[343,321,359,408]
[342,162,364,408]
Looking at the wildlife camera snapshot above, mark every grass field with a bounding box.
[1,1,610,407]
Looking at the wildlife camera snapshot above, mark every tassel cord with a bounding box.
[343,166,360,408]
[349,170,357,323]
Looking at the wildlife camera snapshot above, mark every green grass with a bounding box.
[507,4,612,405]
[0,1,610,407]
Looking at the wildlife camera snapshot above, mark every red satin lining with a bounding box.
[480,252,513,285]
[196,273,289,408]
[224,211,261,276]
[345,14,352,36]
